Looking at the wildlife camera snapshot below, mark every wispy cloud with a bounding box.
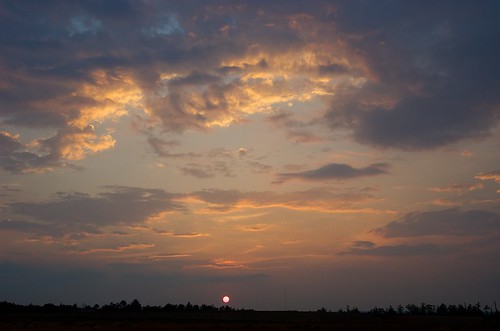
[185,187,387,214]
[154,229,210,238]
[75,243,155,255]
[475,170,500,183]
[429,183,484,195]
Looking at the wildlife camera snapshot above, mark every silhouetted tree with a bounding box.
[128,299,142,311]
[397,305,404,314]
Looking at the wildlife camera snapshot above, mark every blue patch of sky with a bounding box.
[142,15,184,37]
[68,16,102,36]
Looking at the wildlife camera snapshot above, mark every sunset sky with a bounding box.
[1,0,499,311]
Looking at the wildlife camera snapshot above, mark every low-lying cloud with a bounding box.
[5,186,184,236]
[276,162,390,183]
[374,208,500,238]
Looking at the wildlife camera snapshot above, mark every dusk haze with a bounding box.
[1,0,499,312]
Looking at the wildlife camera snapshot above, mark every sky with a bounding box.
[1,0,500,311]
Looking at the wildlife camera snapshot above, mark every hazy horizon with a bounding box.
[1,0,499,311]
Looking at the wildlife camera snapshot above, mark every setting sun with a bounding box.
[222,296,230,304]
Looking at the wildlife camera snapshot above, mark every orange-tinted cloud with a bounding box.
[475,170,500,183]
[184,187,387,214]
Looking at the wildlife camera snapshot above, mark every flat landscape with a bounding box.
[1,311,498,331]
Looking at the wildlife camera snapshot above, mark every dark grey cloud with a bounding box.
[266,111,324,144]
[7,186,184,236]
[0,184,21,192]
[180,166,214,179]
[326,0,500,149]
[146,135,199,158]
[207,148,234,159]
[351,240,375,249]
[0,219,65,237]
[318,64,350,76]
[276,162,389,183]
[179,160,233,179]
[248,161,273,174]
[0,131,67,173]
[340,243,441,257]
[375,208,500,238]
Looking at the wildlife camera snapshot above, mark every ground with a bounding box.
[1,311,498,330]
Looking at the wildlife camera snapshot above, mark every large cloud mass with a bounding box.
[326,1,500,149]
[2,1,498,175]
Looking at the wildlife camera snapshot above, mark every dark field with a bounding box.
[1,311,498,331]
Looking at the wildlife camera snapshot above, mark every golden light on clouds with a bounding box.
[70,70,141,129]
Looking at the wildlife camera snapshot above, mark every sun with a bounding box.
[222,295,230,304]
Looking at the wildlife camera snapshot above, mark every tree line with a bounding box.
[0,299,238,313]
[367,302,498,316]
[1,299,499,316]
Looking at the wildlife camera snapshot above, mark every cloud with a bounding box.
[351,240,375,248]
[238,224,272,232]
[0,0,350,170]
[325,1,500,150]
[429,183,484,195]
[374,208,500,238]
[0,131,67,173]
[475,170,500,184]
[237,147,248,157]
[266,110,325,144]
[184,187,384,214]
[2,0,499,177]
[430,199,461,207]
[248,161,273,174]
[188,258,247,270]
[0,184,22,197]
[153,229,209,238]
[340,243,441,257]
[180,166,214,179]
[179,161,233,178]
[75,243,155,255]
[146,136,199,158]
[0,219,65,237]
[37,126,115,161]
[6,186,184,236]
[276,162,390,183]
[207,148,234,159]
[0,67,133,172]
